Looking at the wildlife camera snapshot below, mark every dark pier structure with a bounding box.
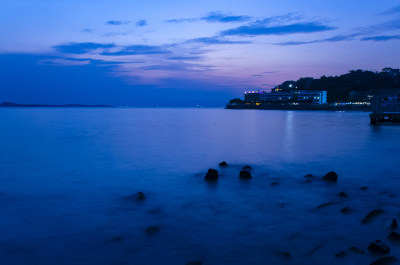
[370,89,400,124]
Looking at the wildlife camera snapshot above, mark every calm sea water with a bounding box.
[0,108,399,265]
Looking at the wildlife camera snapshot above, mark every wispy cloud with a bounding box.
[166,18,197,23]
[257,13,303,26]
[167,56,203,61]
[381,4,400,15]
[100,45,170,56]
[361,35,400,41]
[105,20,130,26]
[136,20,147,27]
[188,36,251,44]
[166,11,251,24]
[53,42,171,56]
[82,28,94,33]
[200,12,251,23]
[276,33,359,46]
[103,32,129,37]
[222,21,335,36]
[54,42,115,54]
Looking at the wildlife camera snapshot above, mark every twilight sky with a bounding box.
[1,0,400,106]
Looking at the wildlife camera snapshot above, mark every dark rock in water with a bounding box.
[348,246,365,254]
[186,261,202,265]
[391,219,398,230]
[271,181,279,186]
[322,171,338,182]
[276,251,291,259]
[335,251,348,258]
[204,168,218,181]
[338,192,348,198]
[110,236,124,242]
[370,256,398,265]
[239,170,252,180]
[124,191,145,201]
[362,209,384,224]
[360,186,368,190]
[276,202,286,208]
[148,207,162,214]
[219,161,228,167]
[145,226,160,236]
[389,232,400,241]
[242,165,252,171]
[317,202,337,209]
[341,207,352,214]
[367,240,390,254]
[304,173,314,178]
[267,249,291,259]
[136,192,145,201]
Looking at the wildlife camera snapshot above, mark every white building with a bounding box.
[245,90,327,104]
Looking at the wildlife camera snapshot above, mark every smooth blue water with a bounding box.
[0,108,399,265]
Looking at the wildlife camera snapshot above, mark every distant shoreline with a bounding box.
[0,102,115,108]
[226,103,371,111]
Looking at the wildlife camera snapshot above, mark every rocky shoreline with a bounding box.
[125,161,399,265]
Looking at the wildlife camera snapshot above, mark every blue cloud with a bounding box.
[100,45,170,56]
[201,12,251,23]
[166,11,251,24]
[103,32,128,37]
[54,42,115,54]
[276,33,359,46]
[167,56,203,61]
[53,43,170,56]
[0,54,233,107]
[222,22,335,36]
[106,20,130,25]
[255,13,302,25]
[189,36,251,44]
[165,18,197,23]
[361,35,400,41]
[82,28,94,33]
[140,64,186,71]
[136,20,147,27]
[381,4,400,15]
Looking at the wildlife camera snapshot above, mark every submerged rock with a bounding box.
[242,165,252,171]
[239,170,252,180]
[360,186,368,190]
[338,192,348,198]
[322,171,338,182]
[367,240,390,254]
[391,219,398,230]
[271,181,279,186]
[145,226,160,236]
[341,207,352,214]
[305,179,312,183]
[348,246,365,254]
[362,209,384,224]
[204,169,218,181]
[335,251,348,258]
[219,161,228,167]
[267,249,291,260]
[276,251,291,259]
[317,202,337,209]
[370,256,398,265]
[186,261,202,265]
[124,191,146,201]
[304,173,314,178]
[388,231,400,241]
[110,236,124,242]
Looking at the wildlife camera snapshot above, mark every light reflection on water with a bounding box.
[0,108,399,265]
